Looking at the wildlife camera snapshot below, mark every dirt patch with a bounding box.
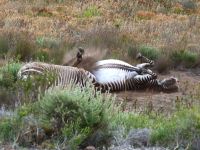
[115,70,200,114]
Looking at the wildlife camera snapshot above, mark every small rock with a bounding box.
[179,0,197,10]
[125,128,151,147]
[84,146,96,150]
[109,144,134,150]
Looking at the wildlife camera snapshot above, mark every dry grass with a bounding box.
[0,0,200,66]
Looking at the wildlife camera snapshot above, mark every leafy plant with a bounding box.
[0,85,116,148]
[34,86,116,149]
[35,37,69,64]
[138,45,160,60]
[172,50,199,67]
[33,50,49,62]
[0,118,16,141]
[81,6,101,18]
[111,106,200,149]
[36,37,45,47]
[0,36,9,57]
[127,45,139,59]
[13,38,36,61]
[150,107,200,147]
[0,62,22,88]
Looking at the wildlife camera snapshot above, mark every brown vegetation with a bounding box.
[0,0,199,65]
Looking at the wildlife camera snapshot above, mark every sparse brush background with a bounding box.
[1,0,200,70]
[1,0,200,149]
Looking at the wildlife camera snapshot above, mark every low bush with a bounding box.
[0,61,22,89]
[0,118,17,142]
[81,6,101,18]
[0,60,200,149]
[0,85,117,149]
[35,36,73,64]
[138,45,160,60]
[0,84,200,149]
[35,37,45,48]
[111,106,200,149]
[151,107,200,148]
[33,50,49,62]
[0,62,22,107]
[12,38,36,61]
[0,32,37,61]
[34,86,116,149]
[0,36,9,57]
[127,45,139,59]
[171,50,199,67]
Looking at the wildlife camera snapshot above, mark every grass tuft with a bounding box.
[81,6,101,18]
[172,50,199,67]
[138,45,160,60]
[0,118,16,142]
[0,61,22,89]
[33,50,50,62]
[0,36,9,57]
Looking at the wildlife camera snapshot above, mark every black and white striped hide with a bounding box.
[92,59,156,83]
[91,59,178,92]
[18,62,97,89]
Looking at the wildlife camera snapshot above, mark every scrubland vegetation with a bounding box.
[1,0,200,149]
[1,63,200,149]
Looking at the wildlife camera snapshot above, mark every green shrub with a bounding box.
[35,37,72,64]
[35,86,115,149]
[111,112,151,134]
[33,50,49,62]
[0,36,9,57]
[150,107,200,147]
[81,6,101,18]
[138,45,160,60]
[36,37,45,47]
[0,118,16,141]
[0,62,21,106]
[36,37,60,49]
[1,86,200,149]
[172,50,199,67]
[0,62,22,106]
[0,62,22,88]
[127,45,139,59]
[111,106,200,149]
[181,1,197,10]
[7,85,116,149]
[13,38,36,61]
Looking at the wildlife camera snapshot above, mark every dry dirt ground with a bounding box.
[115,70,200,114]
